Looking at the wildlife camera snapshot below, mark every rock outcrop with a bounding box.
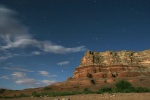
[73,50,150,79]
[50,49,150,90]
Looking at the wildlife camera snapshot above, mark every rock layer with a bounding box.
[80,50,150,67]
[69,50,150,86]
[49,49,150,91]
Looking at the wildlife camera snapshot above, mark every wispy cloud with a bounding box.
[12,72,26,78]
[57,61,70,65]
[0,6,87,59]
[42,80,56,85]
[0,71,57,89]
[0,76,9,79]
[31,51,41,55]
[11,72,55,87]
[15,78,56,88]
[15,78,36,85]
[39,71,57,77]
[0,5,28,35]
[0,55,12,60]
[39,71,49,77]
[0,52,19,61]
[3,67,33,72]
[11,72,38,87]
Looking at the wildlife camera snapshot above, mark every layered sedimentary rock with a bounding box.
[50,49,150,90]
[72,50,150,84]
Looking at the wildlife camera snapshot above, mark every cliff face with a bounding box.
[80,50,150,67]
[50,49,150,91]
[73,50,150,80]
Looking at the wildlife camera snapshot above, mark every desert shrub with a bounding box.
[115,80,137,93]
[2,96,14,99]
[83,88,91,94]
[39,91,81,97]
[0,89,5,94]
[135,87,150,92]
[18,93,28,97]
[115,80,133,90]
[122,87,135,93]
[43,87,52,90]
[32,91,40,97]
[97,87,112,94]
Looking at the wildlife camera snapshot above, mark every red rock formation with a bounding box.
[72,50,150,79]
[48,49,150,91]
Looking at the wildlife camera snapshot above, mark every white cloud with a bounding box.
[0,52,19,61]
[0,55,12,60]
[39,71,57,77]
[0,34,86,54]
[42,80,56,85]
[12,72,26,78]
[39,71,49,77]
[15,78,36,85]
[11,72,39,87]
[41,42,86,54]
[14,78,56,87]
[0,76,9,79]
[32,51,41,55]
[3,67,33,72]
[57,61,70,65]
[0,6,87,57]
[1,70,57,89]
[0,5,28,35]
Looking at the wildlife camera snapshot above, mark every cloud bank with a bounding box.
[0,6,87,58]
[57,61,70,65]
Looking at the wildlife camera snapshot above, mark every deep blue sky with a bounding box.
[0,0,150,90]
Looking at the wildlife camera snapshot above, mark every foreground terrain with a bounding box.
[0,93,150,100]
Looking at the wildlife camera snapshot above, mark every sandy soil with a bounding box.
[0,93,150,100]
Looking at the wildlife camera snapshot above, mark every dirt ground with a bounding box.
[0,93,150,100]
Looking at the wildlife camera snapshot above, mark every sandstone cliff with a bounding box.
[80,50,150,67]
[73,50,150,80]
[50,49,150,90]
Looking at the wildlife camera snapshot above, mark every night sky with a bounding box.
[0,0,150,90]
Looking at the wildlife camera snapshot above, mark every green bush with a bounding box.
[83,88,91,94]
[18,93,29,97]
[115,80,133,90]
[43,87,52,90]
[115,80,136,92]
[32,91,41,97]
[98,87,112,94]
[0,89,5,94]
[135,87,150,92]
